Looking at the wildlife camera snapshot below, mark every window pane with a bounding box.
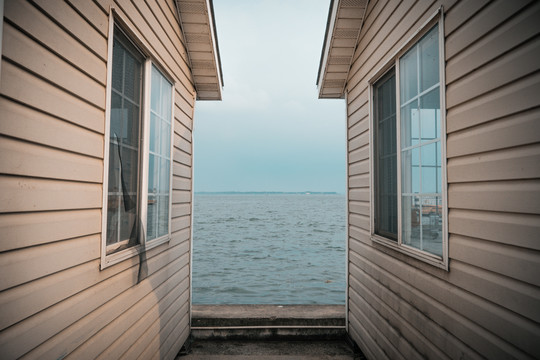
[158,195,169,237]
[147,195,157,240]
[403,196,442,256]
[374,70,397,240]
[106,27,143,251]
[401,195,420,249]
[400,100,419,148]
[401,148,420,194]
[147,66,173,241]
[399,48,417,104]
[420,24,439,92]
[421,143,440,194]
[419,88,440,143]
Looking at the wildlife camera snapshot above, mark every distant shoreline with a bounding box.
[195,191,341,195]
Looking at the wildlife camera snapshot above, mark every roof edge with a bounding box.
[316,0,337,87]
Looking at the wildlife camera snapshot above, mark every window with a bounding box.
[371,15,447,267]
[102,24,174,267]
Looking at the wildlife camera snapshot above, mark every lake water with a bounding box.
[192,194,346,304]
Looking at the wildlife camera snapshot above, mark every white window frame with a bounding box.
[101,10,175,269]
[369,8,448,270]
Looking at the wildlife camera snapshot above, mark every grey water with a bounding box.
[192,193,346,304]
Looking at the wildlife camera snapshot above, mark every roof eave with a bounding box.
[317,0,369,100]
[176,0,223,101]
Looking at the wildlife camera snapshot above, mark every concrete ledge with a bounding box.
[191,305,346,340]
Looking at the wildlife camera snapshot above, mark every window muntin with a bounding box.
[371,20,445,264]
[104,24,174,260]
[373,69,397,240]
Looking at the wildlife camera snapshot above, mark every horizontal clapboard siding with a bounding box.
[345,0,540,359]
[0,0,195,359]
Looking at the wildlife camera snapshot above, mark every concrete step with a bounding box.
[191,305,347,340]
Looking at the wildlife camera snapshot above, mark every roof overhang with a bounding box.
[317,0,368,99]
[176,0,223,100]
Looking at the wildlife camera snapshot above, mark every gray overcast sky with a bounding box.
[193,0,346,193]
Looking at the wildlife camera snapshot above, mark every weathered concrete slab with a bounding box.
[177,339,362,359]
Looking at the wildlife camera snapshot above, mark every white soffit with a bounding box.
[176,0,223,100]
[317,0,368,99]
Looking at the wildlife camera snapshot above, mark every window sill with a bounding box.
[100,234,171,270]
[370,234,447,271]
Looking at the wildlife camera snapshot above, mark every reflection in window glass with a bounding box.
[107,27,143,251]
[147,66,173,241]
[400,24,442,256]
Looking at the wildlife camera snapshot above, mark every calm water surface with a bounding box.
[192,194,346,304]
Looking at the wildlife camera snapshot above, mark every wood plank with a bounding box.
[450,234,540,287]
[172,190,191,204]
[349,159,369,176]
[0,239,179,334]
[171,203,190,218]
[349,131,369,152]
[449,180,540,214]
[173,162,192,178]
[44,269,189,360]
[4,0,106,84]
[174,119,192,143]
[0,136,102,183]
[1,61,105,134]
[2,23,105,108]
[0,209,100,252]
[171,215,190,232]
[349,200,369,216]
[444,0,490,36]
[446,71,540,133]
[348,239,536,358]
[445,0,531,60]
[349,144,369,163]
[0,176,101,213]
[158,309,190,360]
[0,234,100,291]
[446,36,540,109]
[66,0,109,37]
[447,143,540,182]
[447,107,540,157]
[349,213,369,230]
[23,256,187,359]
[446,1,540,83]
[0,243,189,360]
[121,298,189,360]
[449,208,540,251]
[32,0,107,60]
[349,173,369,188]
[0,96,103,159]
[172,176,191,191]
[173,148,192,166]
[448,258,540,324]
[349,264,450,360]
[174,132,192,155]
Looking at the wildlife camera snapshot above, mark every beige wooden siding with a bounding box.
[0,0,195,359]
[345,0,540,359]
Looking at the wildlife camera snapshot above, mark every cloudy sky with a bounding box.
[193,0,346,193]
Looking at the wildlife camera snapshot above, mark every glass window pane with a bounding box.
[421,197,443,256]
[399,48,417,104]
[147,195,157,241]
[151,66,160,113]
[161,79,172,120]
[400,100,419,148]
[402,148,420,194]
[150,113,158,153]
[374,70,397,240]
[420,88,440,143]
[402,195,420,249]
[106,26,143,250]
[421,143,439,194]
[158,195,169,237]
[160,122,171,157]
[148,154,157,194]
[159,158,170,193]
[420,24,439,92]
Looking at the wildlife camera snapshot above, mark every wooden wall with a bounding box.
[0,0,195,358]
[345,0,540,358]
